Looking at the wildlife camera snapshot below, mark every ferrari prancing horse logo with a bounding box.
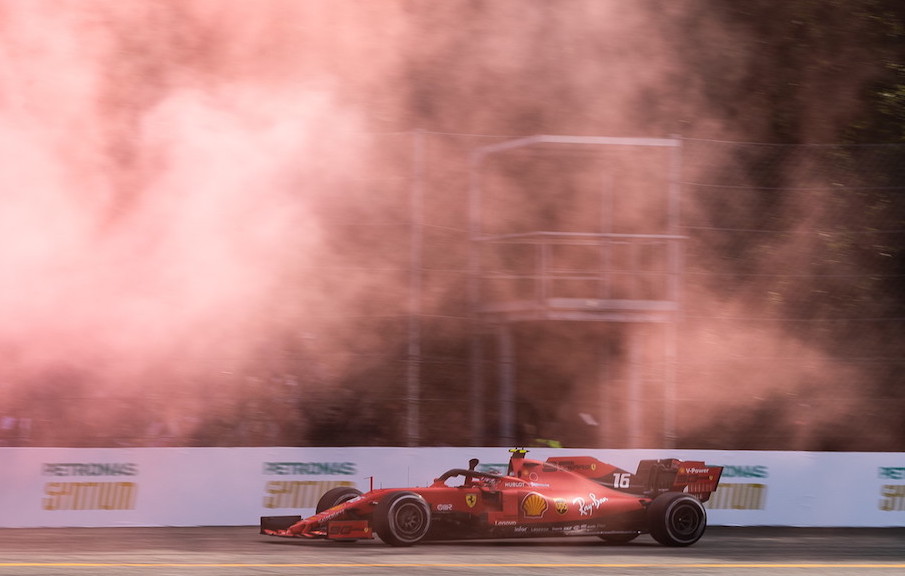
[465,493,477,508]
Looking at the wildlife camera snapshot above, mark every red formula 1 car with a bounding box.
[260,449,722,547]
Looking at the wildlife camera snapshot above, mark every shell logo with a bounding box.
[521,492,548,518]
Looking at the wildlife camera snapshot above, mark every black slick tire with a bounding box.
[315,487,363,514]
[647,492,707,547]
[373,491,431,547]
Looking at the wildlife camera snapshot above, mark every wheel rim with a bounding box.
[393,501,428,540]
[669,501,703,538]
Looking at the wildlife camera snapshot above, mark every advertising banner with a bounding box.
[0,447,902,528]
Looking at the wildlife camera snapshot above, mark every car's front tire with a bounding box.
[647,492,707,546]
[315,487,363,514]
[373,491,431,546]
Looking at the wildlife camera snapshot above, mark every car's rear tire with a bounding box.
[647,492,707,547]
[315,487,363,514]
[373,491,431,547]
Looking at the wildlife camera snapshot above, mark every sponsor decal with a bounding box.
[42,462,138,477]
[521,492,548,518]
[263,480,356,509]
[554,498,568,515]
[494,520,517,526]
[705,483,767,510]
[553,524,598,533]
[879,467,905,480]
[465,493,477,508]
[436,503,454,511]
[504,482,526,488]
[40,462,140,511]
[263,462,356,476]
[573,493,606,516]
[554,461,597,472]
[555,523,596,533]
[327,521,370,537]
[319,508,347,523]
[43,482,137,511]
[879,485,905,512]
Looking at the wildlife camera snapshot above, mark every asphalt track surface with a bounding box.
[0,527,903,575]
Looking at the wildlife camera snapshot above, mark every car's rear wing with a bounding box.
[636,459,723,502]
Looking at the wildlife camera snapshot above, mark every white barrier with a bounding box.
[0,447,902,528]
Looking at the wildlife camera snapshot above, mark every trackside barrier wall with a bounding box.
[0,447,903,528]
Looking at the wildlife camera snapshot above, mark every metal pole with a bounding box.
[628,326,643,448]
[600,172,613,300]
[498,323,516,445]
[598,339,610,447]
[468,149,485,445]
[664,136,683,448]
[664,320,678,448]
[406,130,425,447]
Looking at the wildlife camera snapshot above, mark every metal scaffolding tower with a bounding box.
[467,135,684,448]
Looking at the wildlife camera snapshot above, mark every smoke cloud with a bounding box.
[0,1,898,448]
[0,1,376,444]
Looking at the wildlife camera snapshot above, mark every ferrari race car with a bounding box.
[261,449,722,547]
